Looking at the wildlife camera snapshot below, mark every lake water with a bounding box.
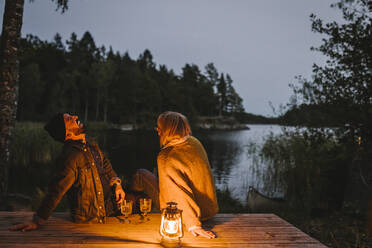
[199,125,285,202]
[99,124,285,204]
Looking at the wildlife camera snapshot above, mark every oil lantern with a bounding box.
[160,202,183,241]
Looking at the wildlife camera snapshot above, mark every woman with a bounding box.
[132,111,218,239]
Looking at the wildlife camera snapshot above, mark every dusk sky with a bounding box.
[0,0,344,116]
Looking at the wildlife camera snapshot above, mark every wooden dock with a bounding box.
[0,212,326,247]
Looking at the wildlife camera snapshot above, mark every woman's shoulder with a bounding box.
[187,135,200,144]
[185,136,205,150]
[157,145,187,168]
[157,147,173,163]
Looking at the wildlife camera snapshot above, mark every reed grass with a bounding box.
[261,129,351,211]
[10,122,62,167]
[259,129,371,247]
[216,188,246,213]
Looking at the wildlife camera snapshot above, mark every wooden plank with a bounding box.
[0,244,326,248]
[0,212,326,248]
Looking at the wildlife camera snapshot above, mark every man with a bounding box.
[132,111,218,239]
[11,113,125,232]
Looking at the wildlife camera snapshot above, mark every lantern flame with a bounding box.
[164,220,178,234]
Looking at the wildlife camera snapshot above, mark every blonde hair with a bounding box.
[157,111,192,147]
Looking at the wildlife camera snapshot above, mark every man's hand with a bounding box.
[115,183,125,203]
[10,222,39,232]
[189,226,216,239]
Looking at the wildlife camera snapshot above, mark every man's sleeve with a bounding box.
[158,156,202,228]
[35,154,77,222]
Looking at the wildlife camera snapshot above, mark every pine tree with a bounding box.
[217,73,227,116]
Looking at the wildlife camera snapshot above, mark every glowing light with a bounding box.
[160,202,183,240]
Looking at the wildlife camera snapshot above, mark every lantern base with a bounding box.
[160,237,181,248]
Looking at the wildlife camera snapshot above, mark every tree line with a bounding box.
[17,31,244,126]
[277,0,372,218]
[281,0,372,143]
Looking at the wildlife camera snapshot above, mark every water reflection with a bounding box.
[197,125,284,202]
[93,129,160,183]
[197,131,242,186]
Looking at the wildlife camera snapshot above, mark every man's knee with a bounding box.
[131,169,152,191]
[137,168,151,176]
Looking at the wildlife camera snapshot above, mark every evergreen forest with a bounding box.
[17,32,245,127]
